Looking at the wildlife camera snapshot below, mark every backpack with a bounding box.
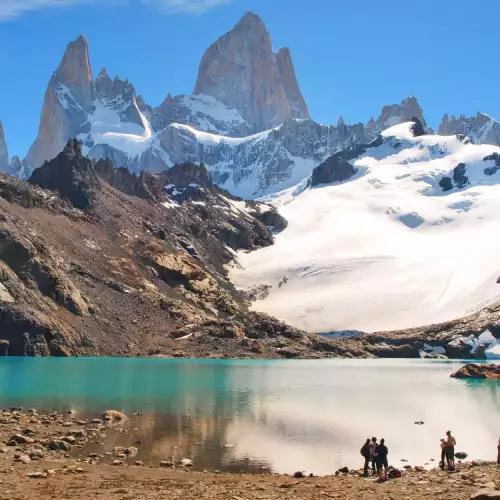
[360,445,369,458]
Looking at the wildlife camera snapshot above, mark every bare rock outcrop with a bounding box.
[29,139,100,210]
[450,364,500,379]
[193,12,308,131]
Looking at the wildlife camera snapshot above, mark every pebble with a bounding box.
[112,460,124,466]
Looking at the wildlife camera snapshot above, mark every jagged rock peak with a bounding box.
[437,111,500,146]
[276,47,310,120]
[29,138,100,210]
[24,35,96,170]
[0,120,8,172]
[54,34,94,110]
[234,11,266,30]
[193,11,305,131]
[337,116,345,127]
[63,138,84,157]
[376,95,427,131]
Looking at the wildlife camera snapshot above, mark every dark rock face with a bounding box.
[29,139,100,210]
[453,163,469,188]
[249,204,288,232]
[439,176,453,192]
[450,364,500,379]
[410,117,425,137]
[483,152,500,176]
[438,163,469,192]
[94,160,153,199]
[311,156,357,186]
[310,136,383,187]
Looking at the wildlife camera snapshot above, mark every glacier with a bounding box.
[230,122,500,333]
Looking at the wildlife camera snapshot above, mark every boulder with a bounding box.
[451,364,500,379]
[101,410,126,422]
[48,440,72,451]
[124,447,138,457]
[10,434,34,444]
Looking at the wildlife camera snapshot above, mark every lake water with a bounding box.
[0,358,499,475]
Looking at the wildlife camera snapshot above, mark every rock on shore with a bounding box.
[450,363,500,379]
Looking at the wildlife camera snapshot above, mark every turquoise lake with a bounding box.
[0,358,499,475]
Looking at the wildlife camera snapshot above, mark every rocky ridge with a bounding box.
[0,138,354,358]
[12,13,445,200]
[439,112,500,146]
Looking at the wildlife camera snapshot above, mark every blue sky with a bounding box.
[0,0,499,158]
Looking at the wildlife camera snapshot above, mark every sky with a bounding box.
[0,0,499,158]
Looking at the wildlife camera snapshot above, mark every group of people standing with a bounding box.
[360,437,388,479]
[361,431,500,480]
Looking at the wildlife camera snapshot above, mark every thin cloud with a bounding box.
[141,0,234,14]
[0,0,98,20]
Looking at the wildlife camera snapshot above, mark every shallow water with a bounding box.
[0,358,499,475]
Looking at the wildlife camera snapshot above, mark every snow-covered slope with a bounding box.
[230,122,500,333]
[153,93,251,137]
[148,118,372,199]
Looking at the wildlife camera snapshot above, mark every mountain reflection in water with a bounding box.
[0,358,499,475]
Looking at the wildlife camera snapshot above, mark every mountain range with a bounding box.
[1,11,500,358]
[2,11,500,199]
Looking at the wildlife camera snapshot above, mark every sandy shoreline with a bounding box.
[1,457,499,500]
[1,407,499,499]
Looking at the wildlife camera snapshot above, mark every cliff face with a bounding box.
[0,121,8,173]
[25,36,95,170]
[194,12,309,131]
[276,47,310,120]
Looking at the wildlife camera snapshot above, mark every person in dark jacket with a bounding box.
[360,438,371,477]
[375,438,389,479]
[497,437,500,465]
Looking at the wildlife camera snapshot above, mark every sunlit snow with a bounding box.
[230,123,500,333]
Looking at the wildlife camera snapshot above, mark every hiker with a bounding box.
[361,438,371,477]
[370,437,378,476]
[439,439,446,470]
[444,431,456,470]
[497,437,500,465]
[375,438,388,480]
